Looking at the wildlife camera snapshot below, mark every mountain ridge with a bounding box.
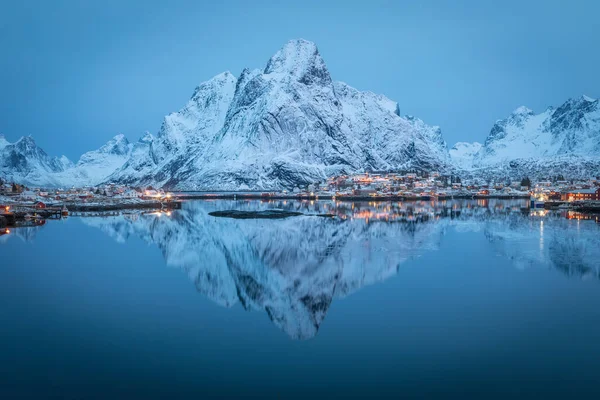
[2,40,599,187]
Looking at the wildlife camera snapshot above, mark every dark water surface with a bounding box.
[1,199,600,399]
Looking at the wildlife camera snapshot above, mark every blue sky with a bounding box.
[1,0,598,160]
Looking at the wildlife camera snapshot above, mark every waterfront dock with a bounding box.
[174,192,531,202]
[0,200,182,227]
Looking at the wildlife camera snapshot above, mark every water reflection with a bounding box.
[4,199,600,339]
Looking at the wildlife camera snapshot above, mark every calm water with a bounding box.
[1,199,600,399]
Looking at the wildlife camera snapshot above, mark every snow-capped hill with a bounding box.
[449,142,482,169]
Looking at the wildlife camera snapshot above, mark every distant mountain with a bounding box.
[0,134,132,187]
[0,135,72,186]
[452,96,600,180]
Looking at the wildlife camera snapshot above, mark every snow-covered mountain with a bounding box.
[0,134,134,187]
[452,96,600,179]
[110,39,451,190]
[0,135,73,186]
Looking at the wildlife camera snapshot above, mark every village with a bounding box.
[0,182,180,232]
[1,172,599,233]
[1,172,600,204]
[272,171,600,206]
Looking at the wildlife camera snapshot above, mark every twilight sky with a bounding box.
[1,0,598,160]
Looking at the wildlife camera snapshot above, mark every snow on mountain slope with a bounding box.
[108,72,238,187]
[449,142,482,170]
[454,96,600,179]
[52,134,133,187]
[109,39,451,190]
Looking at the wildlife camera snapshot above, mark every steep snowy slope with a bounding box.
[108,72,238,186]
[449,142,482,170]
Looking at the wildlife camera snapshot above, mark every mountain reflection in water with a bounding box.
[5,199,599,340]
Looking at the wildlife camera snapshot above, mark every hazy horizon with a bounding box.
[1,0,599,160]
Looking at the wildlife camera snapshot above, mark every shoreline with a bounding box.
[175,193,531,201]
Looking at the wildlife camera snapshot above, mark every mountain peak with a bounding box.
[94,134,130,156]
[511,106,534,116]
[264,39,331,85]
[17,135,36,144]
[139,132,154,143]
[581,94,596,102]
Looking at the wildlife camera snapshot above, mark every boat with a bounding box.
[530,196,545,209]
[24,213,33,220]
[61,205,69,217]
